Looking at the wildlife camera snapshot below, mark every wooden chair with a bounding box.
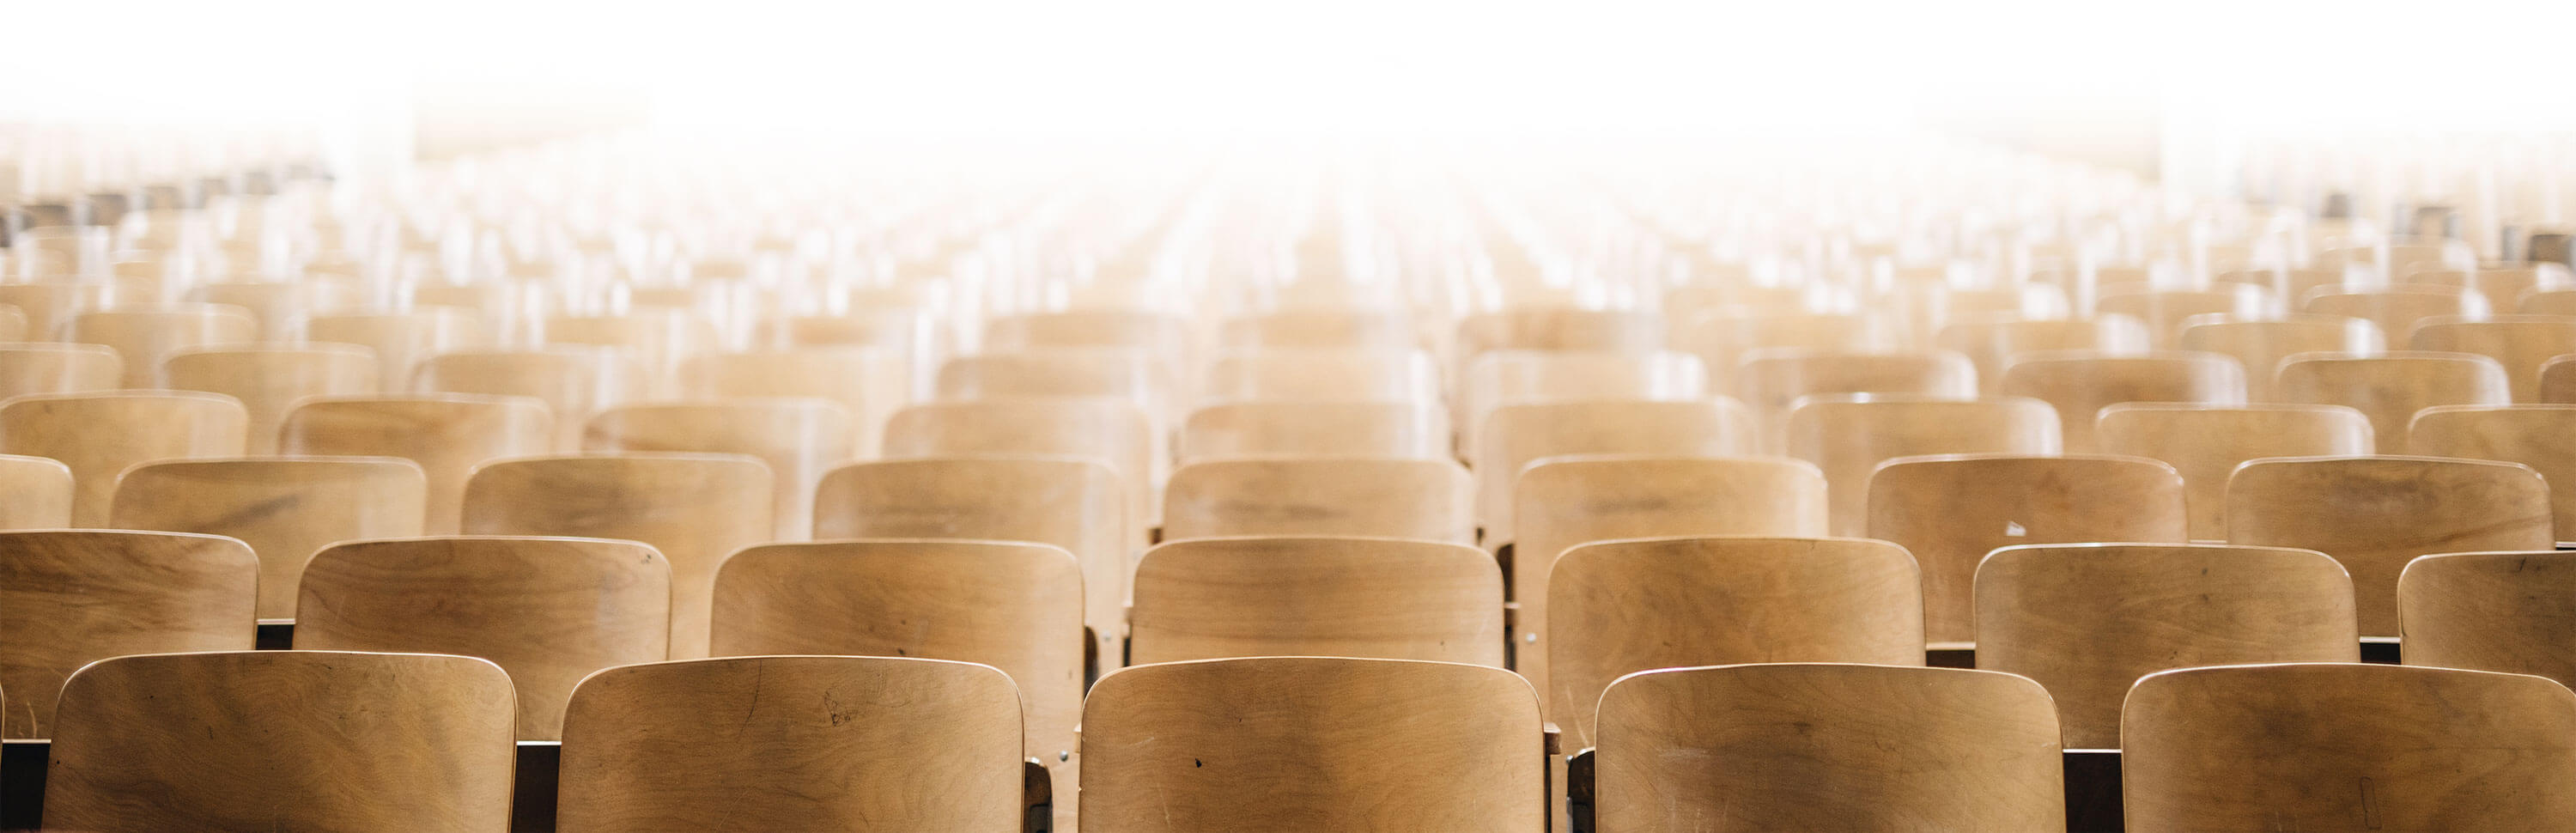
[1867,454,2188,644]
[2409,404,2576,533]
[2096,403,2375,538]
[987,308,1192,356]
[1677,311,1902,386]
[110,457,426,619]
[1731,349,1978,452]
[1221,308,1418,350]
[0,343,120,398]
[1460,350,1706,448]
[2542,355,2576,402]
[2525,289,2576,316]
[0,453,71,529]
[0,391,246,526]
[64,304,258,387]
[1477,398,1756,546]
[1997,350,2246,453]
[163,345,377,454]
[2228,456,2554,636]
[1082,656,1543,832]
[936,350,1172,420]
[44,650,515,831]
[2301,284,2488,343]
[1132,537,1502,666]
[295,536,668,740]
[883,398,1155,540]
[2123,663,2576,830]
[415,349,648,451]
[558,655,1024,832]
[1786,395,2063,535]
[461,453,769,660]
[2275,350,2511,444]
[1203,349,1439,403]
[2175,314,2383,399]
[278,393,552,534]
[2095,285,2275,348]
[0,530,255,738]
[814,457,1127,667]
[0,283,108,340]
[1550,537,1923,745]
[307,307,490,392]
[1595,664,2063,832]
[1974,543,2357,748]
[584,400,853,540]
[186,280,355,339]
[544,310,715,394]
[2400,550,2576,690]
[1163,458,1473,543]
[2408,314,2576,401]
[2407,264,2573,312]
[1179,400,1449,462]
[678,348,908,456]
[1455,307,1664,377]
[1935,315,2152,393]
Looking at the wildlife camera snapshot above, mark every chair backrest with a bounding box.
[1550,537,1923,745]
[2409,314,2576,401]
[558,655,1024,832]
[2227,455,2555,636]
[2301,285,2486,341]
[677,348,908,456]
[0,342,121,398]
[2096,403,2375,538]
[0,390,247,526]
[1221,308,1419,351]
[278,393,553,533]
[295,536,670,740]
[1935,315,2152,393]
[2175,314,2384,399]
[1163,458,1473,543]
[2409,404,2576,532]
[1131,537,1502,666]
[1996,350,2247,453]
[307,307,491,390]
[460,453,769,660]
[544,310,715,392]
[1866,453,2188,643]
[162,344,378,455]
[1787,395,2063,535]
[1731,349,1978,452]
[1596,663,2063,832]
[185,280,352,338]
[2123,663,2576,830]
[1460,350,1705,446]
[414,349,648,451]
[1179,400,1449,461]
[0,529,255,739]
[2275,350,2511,443]
[111,456,427,619]
[65,304,258,386]
[583,399,853,540]
[2406,264,2573,313]
[0,283,109,340]
[1678,311,1903,386]
[1455,307,1663,373]
[883,398,1155,542]
[1476,398,1756,544]
[936,350,1170,416]
[1974,543,2357,748]
[1203,349,1438,403]
[45,650,515,831]
[1082,656,1544,832]
[2400,550,2576,690]
[988,308,1192,356]
[0,453,71,530]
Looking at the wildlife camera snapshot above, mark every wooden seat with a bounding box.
[1203,349,1439,402]
[883,398,1155,540]
[1596,664,2063,831]
[1460,350,1706,448]
[2175,314,2383,399]
[1081,656,1543,832]
[0,343,120,398]
[2301,284,2488,343]
[2095,285,2274,348]
[1731,349,1978,452]
[0,453,72,529]
[558,655,1024,832]
[2400,550,2576,690]
[2227,456,2554,636]
[1974,543,2357,748]
[2409,404,2576,533]
[584,400,853,540]
[110,457,427,619]
[1221,308,1418,350]
[307,307,490,392]
[44,650,515,831]
[2407,314,2576,401]
[460,453,769,660]
[65,304,258,387]
[0,390,246,526]
[678,348,908,455]
[1179,400,1449,461]
[1997,350,2246,452]
[0,530,254,739]
[1550,537,1922,745]
[1786,395,2063,535]
[1476,398,1756,546]
[2097,403,2374,538]
[163,345,377,454]
[2123,663,2576,830]
[0,283,109,340]
[1936,315,2153,393]
[278,393,552,533]
[1163,458,1473,543]
[1132,537,1502,666]
[1677,311,1902,386]
[294,536,665,740]
[814,457,1127,667]
[415,349,648,451]
[1868,454,2188,644]
[2275,350,2510,443]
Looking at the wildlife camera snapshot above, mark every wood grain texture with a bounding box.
[2176,314,2384,399]
[1163,457,1473,543]
[0,283,108,341]
[307,307,492,391]
[110,457,427,618]
[2409,404,2576,533]
[1460,350,1705,450]
[814,457,1127,667]
[557,655,1024,833]
[295,536,669,739]
[0,453,72,530]
[2409,314,2576,401]
[1596,664,2063,832]
[1731,349,1977,453]
[2400,550,2576,690]
[1513,455,1831,711]
[1974,543,2357,748]
[2302,286,2486,345]
[1204,349,1439,402]
[1476,398,1756,545]
[1220,308,1419,350]
[1082,656,1544,832]
[0,390,246,526]
[2227,455,2555,636]
[678,348,908,456]
[0,343,119,398]
[2278,350,2512,443]
[584,400,853,540]
[64,305,258,387]
[461,453,770,660]
[2123,662,2576,831]
[884,398,1155,540]
[277,393,554,533]
[1550,538,1924,745]
[1935,315,2152,393]
[1179,399,1449,461]
[1866,454,2186,643]
[1131,536,1503,666]
[2097,403,2375,538]
[43,650,516,832]
[1785,395,2063,536]
[415,349,649,451]
[2094,286,2270,349]
[1997,350,2248,453]
[163,344,378,454]
[0,530,256,738]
